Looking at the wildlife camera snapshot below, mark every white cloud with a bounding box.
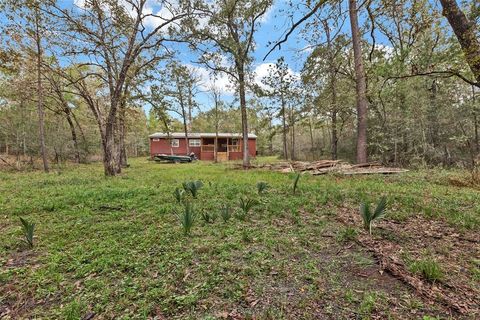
[185,64,235,95]
[259,3,275,23]
[374,44,394,59]
[253,62,299,90]
[73,0,182,31]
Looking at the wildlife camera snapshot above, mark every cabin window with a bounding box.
[189,139,201,147]
[170,139,179,147]
[231,138,239,145]
[152,138,159,142]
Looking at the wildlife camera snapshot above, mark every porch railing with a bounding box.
[201,145,215,152]
[228,145,241,152]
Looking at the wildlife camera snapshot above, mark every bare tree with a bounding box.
[187,0,272,168]
[44,0,194,175]
[34,5,49,172]
[349,0,368,163]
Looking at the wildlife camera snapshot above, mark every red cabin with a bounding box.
[149,132,257,161]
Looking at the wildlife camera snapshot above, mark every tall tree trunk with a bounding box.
[181,107,190,155]
[65,109,80,163]
[103,123,118,176]
[439,0,480,85]
[324,20,338,160]
[281,92,288,160]
[290,106,296,160]
[188,87,194,132]
[308,116,315,160]
[214,91,219,163]
[237,63,250,168]
[118,100,128,167]
[35,8,49,172]
[473,86,479,153]
[349,0,368,163]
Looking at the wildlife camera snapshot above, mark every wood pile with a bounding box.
[236,160,408,175]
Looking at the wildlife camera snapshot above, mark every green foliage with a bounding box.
[360,196,387,234]
[256,181,269,194]
[336,226,358,243]
[19,217,35,248]
[292,173,300,194]
[241,229,252,243]
[177,202,196,236]
[182,180,203,198]
[1,159,479,317]
[220,204,232,222]
[409,258,443,282]
[173,187,185,203]
[237,197,257,221]
[358,292,378,316]
[200,210,217,224]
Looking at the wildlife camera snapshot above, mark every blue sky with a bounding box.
[2,0,406,116]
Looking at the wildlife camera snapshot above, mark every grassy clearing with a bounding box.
[0,158,479,318]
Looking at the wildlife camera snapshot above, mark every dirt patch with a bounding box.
[335,207,480,317]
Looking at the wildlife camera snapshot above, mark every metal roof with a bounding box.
[149,132,257,139]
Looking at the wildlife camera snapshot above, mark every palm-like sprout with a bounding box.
[201,210,217,223]
[293,173,301,194]
[182,180,203,198]
[173,187,185,203]
[220,204,232,222]
[360,196,387,235]
[19,217,35,248]
[177,202,196,236]
[256,181,269,195]
[237,197,257,220]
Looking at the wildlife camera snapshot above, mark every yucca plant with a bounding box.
[173,187,185,203]
[292,173,301,194]
[220,204,232,222]
[177,202,196,236]
[19,217,35,248]
[360,196,387,235]
[256,181,269,195]
[182,180,203,198]
[237,197,257,221]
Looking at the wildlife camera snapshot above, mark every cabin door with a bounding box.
[216,138,228,161]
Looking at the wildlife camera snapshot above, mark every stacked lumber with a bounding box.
[235,160,408,175]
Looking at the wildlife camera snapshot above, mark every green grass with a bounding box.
[408,258,444,283]
[0,158,478,318]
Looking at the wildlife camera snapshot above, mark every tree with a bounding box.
[261,58,297,160]
[156,61,201,155]
[439,0,480,86]
[187,0,272,167]
[208,82,223,163]
[43,0,194,175]
[3,0,50,171]
[349,0,368,163]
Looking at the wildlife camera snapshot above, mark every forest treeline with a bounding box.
[0,0,479,175]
